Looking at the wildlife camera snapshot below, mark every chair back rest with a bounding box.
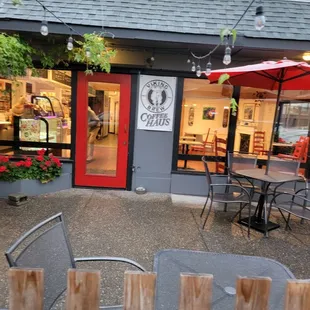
[202,156,212,187]
[215,136,227,173]
[227,152,258,172]
[203,128,210,145]
[5,213,75,310]
[293,136,309,163]
[268,159,300,175]
[253,131,265,154]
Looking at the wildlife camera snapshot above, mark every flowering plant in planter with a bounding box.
[0,150,62,184]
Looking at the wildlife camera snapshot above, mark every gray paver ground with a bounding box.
[0,189,309,308]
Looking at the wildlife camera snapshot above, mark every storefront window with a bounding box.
[0,70,71,158]
[234,87,310,178]
[177,78,232,173]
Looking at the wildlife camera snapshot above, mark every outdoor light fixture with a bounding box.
[187,57,191,64]
[40,7,48,36]
[40,21,48,36]
[302,53,310,61]
[223,46,232,65]
[196,65,201,77]
[67,36,74,51]
[255,6,266,30]
[191,62,196,72]
[205,61,212,76]
[85,47,91,58]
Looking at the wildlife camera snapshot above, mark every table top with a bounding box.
[273,142,295,147]
[235,168,301,183]
[179,140,203,146]
[179,136,196,141]
[153,250,294,310]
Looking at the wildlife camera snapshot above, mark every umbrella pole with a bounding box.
[265,81,283,175]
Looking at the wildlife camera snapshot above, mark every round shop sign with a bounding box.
[141,79,173,113]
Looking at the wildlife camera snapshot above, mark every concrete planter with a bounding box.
[0,173,72,198]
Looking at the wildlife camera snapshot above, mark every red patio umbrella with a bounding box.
[207,58,310,174]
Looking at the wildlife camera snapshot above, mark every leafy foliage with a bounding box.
[218,73,230,85]
[12,0,22,5]
[0,34,35,78]
[71,33,116,75]
[0,150,62,183]
[220,28,237,45]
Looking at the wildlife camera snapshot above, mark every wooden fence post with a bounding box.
[9,268,44,310]
[284,280,310,310]
[235,277,271,310]
[124,271,156,310]
[66,269,101,310]
[179,273,213,310]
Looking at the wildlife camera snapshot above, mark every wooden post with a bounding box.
[66,269,100,310]
[124,271,156,310]
[284,280,310,310]
[179,273,213,310]
[235,277,271,310]
[9,268,44,310]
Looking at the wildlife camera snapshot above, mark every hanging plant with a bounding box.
[218,73,238,115]
[71,33,116,75]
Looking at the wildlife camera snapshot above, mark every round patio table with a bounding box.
[234,168,301,236]
[153,250,295,310]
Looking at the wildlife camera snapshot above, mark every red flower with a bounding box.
[26,157,32,161]
[49,153,54,158]
[16,161,25,167]
[37,149,45,156]
[42,166,47,171]
[0,166,7,173]
[0,156,9,163]
[24,160,32,168]
[45,160,52,167]
[36,155,44,162]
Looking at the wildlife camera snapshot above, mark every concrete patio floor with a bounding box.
[0,189,309,308]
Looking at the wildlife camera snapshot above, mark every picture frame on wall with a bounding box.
[243,103,255,121]
[202,107,216,120]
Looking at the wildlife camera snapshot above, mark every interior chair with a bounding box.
[200,156,253,237]
[268,189,310,231]
[278,136,309,163]
[214,136,227,173]
[189,128,213,154]
[253,131,268,155]
[5,213,145,310]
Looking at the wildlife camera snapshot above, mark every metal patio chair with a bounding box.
[200,156,253,237]
[268,189,310,231]
[5,213,145,310]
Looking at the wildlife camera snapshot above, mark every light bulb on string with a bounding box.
[40,21,48,36]
[255,6,266,30]
[85,47,91,58]
[191,62,196,72]
[40,7,48,36]
[196,65,201,77]
[205,61,212,76]
[223,46,231,65]
[67,36,73,51]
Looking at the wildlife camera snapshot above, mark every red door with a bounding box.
[75,73,131,188]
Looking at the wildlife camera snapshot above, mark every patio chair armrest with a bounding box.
[270,192,310,207]
[74,256,146,271]
[210,184,251,200]
[229,172,255,189]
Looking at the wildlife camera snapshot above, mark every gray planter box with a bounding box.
[0,173,72,198]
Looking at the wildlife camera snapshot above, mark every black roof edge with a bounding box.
[0,19,309,52]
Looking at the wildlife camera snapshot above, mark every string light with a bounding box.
[196,64,201,77]
[40,7,48,36]
[191,62,196,72]
[205,61,212,76]
[67,36,73,51]
[255,6,266,30]
[223,46,232,65]
[85,47,91,58]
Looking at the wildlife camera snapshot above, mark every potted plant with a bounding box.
[0,149,64,197]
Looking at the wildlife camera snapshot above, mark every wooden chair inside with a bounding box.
[253,131,268,155]
[214,136,227,173]
[278,136,309,163]
[189,128,213,154]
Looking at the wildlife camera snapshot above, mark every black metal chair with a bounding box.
[268,189,310,231]
[5,213,145,310]
[200,156,253,237]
